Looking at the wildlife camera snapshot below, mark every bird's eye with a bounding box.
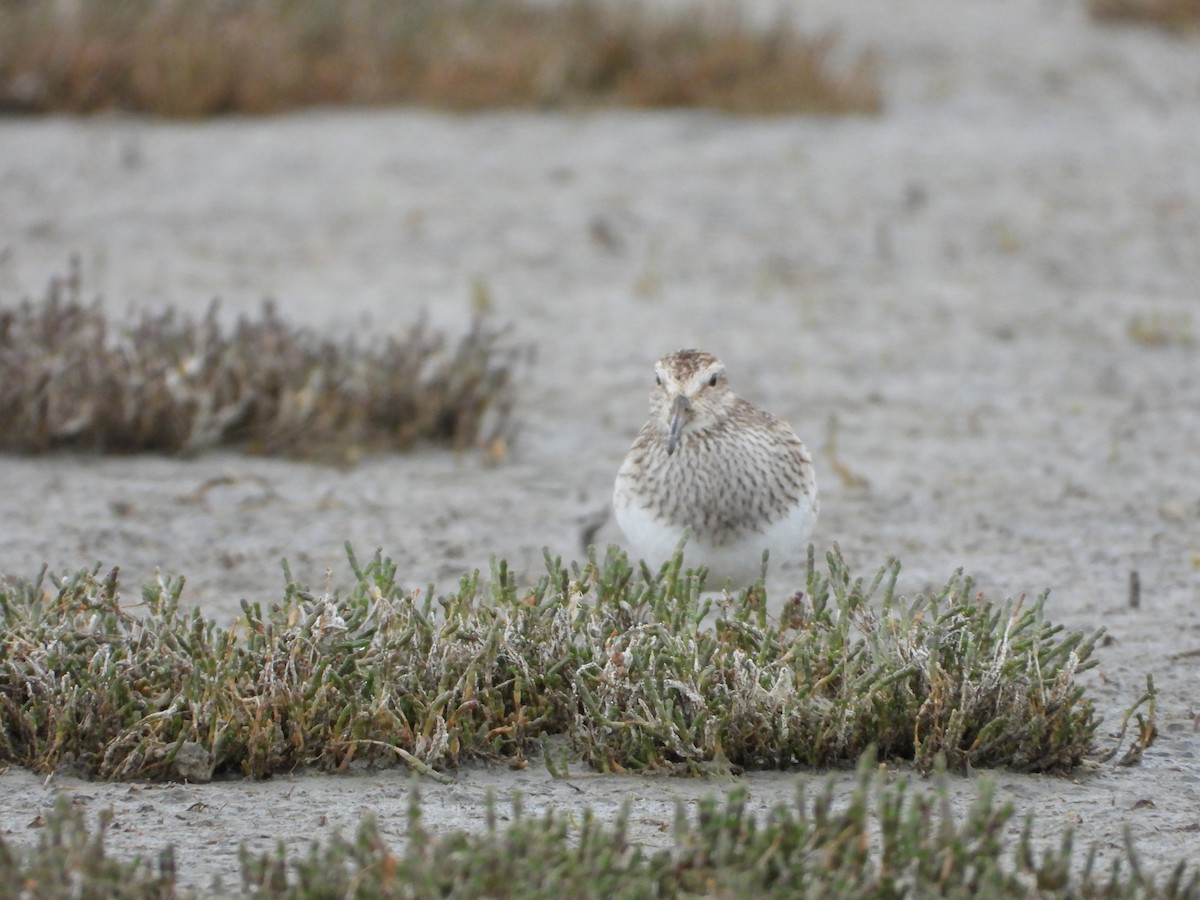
[655,374,662,386]
[708,374,718,387]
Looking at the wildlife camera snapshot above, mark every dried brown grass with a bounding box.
[0,261,518,459]
[1088,0,1200,29]
[0,0,881,117]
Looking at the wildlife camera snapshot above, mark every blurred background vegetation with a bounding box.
[0,0,884,117]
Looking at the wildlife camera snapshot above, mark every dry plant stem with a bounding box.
[351,739,456,783]
[0,543,1153,782]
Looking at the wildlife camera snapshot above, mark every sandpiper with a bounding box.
[613,349,818,586]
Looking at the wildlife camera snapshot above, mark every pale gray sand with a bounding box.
[1,0,1198,892]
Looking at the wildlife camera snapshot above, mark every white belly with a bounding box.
[613,487,817,588]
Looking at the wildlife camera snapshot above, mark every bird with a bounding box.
[613,349,818,587]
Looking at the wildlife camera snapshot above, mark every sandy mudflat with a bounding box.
[2,0,1199,892]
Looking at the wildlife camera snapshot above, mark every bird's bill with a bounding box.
[666,394,691,455]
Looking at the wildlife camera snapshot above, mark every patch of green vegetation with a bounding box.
[0,544,1153,781]
[7,757,1198,898]
[247,756,1199,898]
[0,797,176,899]
[0,262,517,460]
[0,0,881,117]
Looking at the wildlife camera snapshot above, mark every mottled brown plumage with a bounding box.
[614,349,818,585]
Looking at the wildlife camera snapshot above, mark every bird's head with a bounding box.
[649,349,735,455]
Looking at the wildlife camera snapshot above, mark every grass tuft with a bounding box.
[5,758,1198,898]
[1089,0,1200,29]
[240,757,1200,897]
[572,548,1114,773]
[0,262,517,460]
[0,794,177,899]
[0,544,1151,781]
[0,0,881,117]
